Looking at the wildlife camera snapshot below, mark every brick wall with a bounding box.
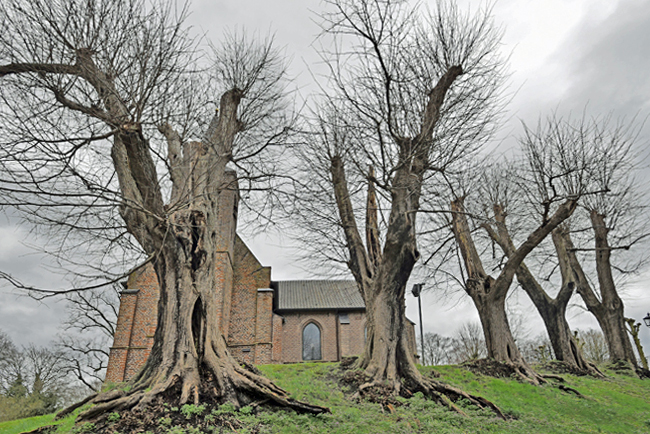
[281,311,339,363]
[339,311,366,358]
[105,265,160,383]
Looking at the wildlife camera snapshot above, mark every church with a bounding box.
[105,171,417,384]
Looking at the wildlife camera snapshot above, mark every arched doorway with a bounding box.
[302,322,322,361]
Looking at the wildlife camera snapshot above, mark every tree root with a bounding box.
[636,367,650,379]
[424,378,506,420]
[75,362,329,423]
[352,375,506,420]
[55,392,98,420]
[558,384,584,398]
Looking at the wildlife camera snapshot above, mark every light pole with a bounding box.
[411,283,425,364]
[644,313,650,328]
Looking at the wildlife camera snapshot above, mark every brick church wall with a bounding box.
[338,311,366,358]
[280,311,338,363]
[105,265,160,383]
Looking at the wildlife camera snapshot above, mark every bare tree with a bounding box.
[0,334,81,422]
[575,329,609,364]
[0,0,325,420]
[519,334,554,365]
[56,286,120,391]
[448,112,609,382]
[288,0,507,415]
[422,332,455,366]
[551,117,647,371]
[450,322,486,363]
[0,330,21,396]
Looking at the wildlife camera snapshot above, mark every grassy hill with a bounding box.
[1,362,649,434]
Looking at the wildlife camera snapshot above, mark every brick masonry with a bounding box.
[105,172,416,384]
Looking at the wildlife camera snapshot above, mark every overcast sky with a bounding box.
[2,0,650,353]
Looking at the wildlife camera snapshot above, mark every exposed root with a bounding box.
[340,364,505,420]
[55,392,97,420]
[422,377,506,420]
[77,361,328,423]
[541,374,565,383]
[462,358,546,385]
[558,384,584,398]
[539,360,605,378]
[636,367,650,379]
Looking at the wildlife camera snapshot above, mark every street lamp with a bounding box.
[411,283,425,364]
[643,312,650,328]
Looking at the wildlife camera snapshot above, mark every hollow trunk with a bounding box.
[74,92,329,421]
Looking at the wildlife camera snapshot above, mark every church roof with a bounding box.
[273,280,365,312]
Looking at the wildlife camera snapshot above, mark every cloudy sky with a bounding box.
[2,0,650,352]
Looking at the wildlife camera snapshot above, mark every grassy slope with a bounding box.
[2,363,649,434]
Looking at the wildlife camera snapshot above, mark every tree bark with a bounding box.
[450,198,577,383]
[483,211,599,375]
[76,90,329,420]
[556,218,638,368]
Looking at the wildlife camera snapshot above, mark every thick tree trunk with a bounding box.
[484,216,599,375]
[451,198,577,383]
[75,91,329,421]
[450,198,536,381]
[556,220,638,368]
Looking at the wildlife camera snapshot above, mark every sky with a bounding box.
[1,0,650,355]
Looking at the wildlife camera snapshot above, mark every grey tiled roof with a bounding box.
[274,280,365,311]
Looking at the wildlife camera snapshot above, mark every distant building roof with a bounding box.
[273,280,365,311]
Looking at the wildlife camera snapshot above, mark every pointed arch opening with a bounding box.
[302,322,322,361]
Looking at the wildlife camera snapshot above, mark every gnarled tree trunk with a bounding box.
[326,67,505,418]
[483,211,600,376]
[555,219,638,369]
[76,91,328,421]
[450,198,578,383]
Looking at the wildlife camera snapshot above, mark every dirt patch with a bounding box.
[538,360,592,377]
[338,366,403,411]
[462,359,518,378]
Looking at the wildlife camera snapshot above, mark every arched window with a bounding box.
[302,322,321,361]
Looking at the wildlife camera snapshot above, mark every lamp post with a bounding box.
[643,313,650,328]
[411,283,425,364]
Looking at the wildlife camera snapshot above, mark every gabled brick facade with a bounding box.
[105,172,416,384]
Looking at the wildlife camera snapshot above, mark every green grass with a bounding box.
[2,363,650,433]
[0,414,56,434]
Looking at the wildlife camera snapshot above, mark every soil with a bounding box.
[461,358,519,379]
[338,361,403,412]
[538,360,593,377]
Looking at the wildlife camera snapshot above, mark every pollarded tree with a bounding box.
[549,115,647,372]
[290,0,507,413]
[0,0,326,419]
[448,113,608,382]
